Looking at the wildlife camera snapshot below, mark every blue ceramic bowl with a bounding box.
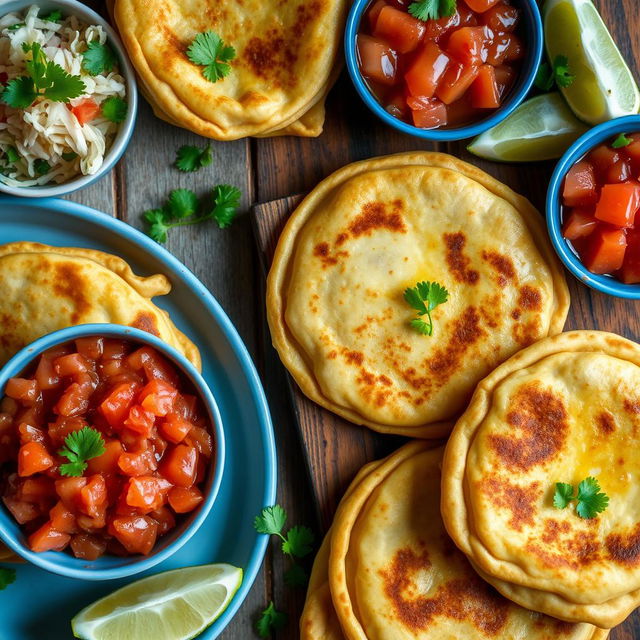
[344,0,543,141]
[0,0,138,198]
[0,324,225,580]
[547,115,640,299]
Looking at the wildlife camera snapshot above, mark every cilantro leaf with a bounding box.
[175,144,212,172]
[82,41,117,76]
[7,23,25,32]
[612,133,632,149]
[576,477,609,519]
[101,96,127,123]
[1,76,36,109]
[282,525,314,558]
[535,55,575,92]
[408,0,456,22]
[58,427,106,477]
[39,62,85,102]
[254,504,287,536]
[0,568,16,591]
[256,602,287,638]
[553,482,574,509]
[404,281,449,336]
[187,31,236,83]
[5,147,20,164]
[144,209,170,244]
[534,62,554,92]
[168,188,199,218]
[283,564,308,588]
[62,151,78,161]
[34,159,50,175]
[211,184,241,228]
[41,9,62,22]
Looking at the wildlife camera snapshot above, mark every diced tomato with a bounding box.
[184,425,213,458]
[463,0,501,11]
[54,382,90,417]
[77,512,107,532]
[605,159,631,184]
[125,476,172,512]
[469,65,500,108]
[357,34,398,86]
[624,138,640,167]
[0,396,18,417]
[385,90,409,119]
[562,161,598,207]
[160,445,198,488]
[594,183,640,227]
[562,207,598,241]
[481,3,519,32]
[503,33,524,61]
[589,144,621,173]
[123,405,155,436]
[18,422,46,445]
[446,26,488,66]
[159,413,193,444]
[49,501,78,534]
[28,521,71,553]
[583,227,628,274]
[35,357,61,391]
[168,486,203,513]
[139,380,178,418]
[149,506,176,535]
[423,9,462,40]
[79,474,107,519]
[3,495,39,523]
[70,98,100,126]
[99,381,140,428]
[86,439,123,474]
[55,477,87,510]
[108,515,158,555]
[118,448,157,476]
[126,347,179,386]
[367,0,388,30]
[19,476,55,504]
[70,533,106,560]
[484,33,510,65]
[101,339,128,360]
[75,337,104,361]
[407,96,448,128]
[18,441,53,476]
[54,353,90,377]
[620,229,640,284]
[373,6,425,53]
[494,65,515,98]
[5,378,39,405]
[404,41,450,98]
[48,415,87,447]
[436,62,480,104]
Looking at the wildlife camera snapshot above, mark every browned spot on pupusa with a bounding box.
[606,523,640,566]
[596,411,617,435]
[526,529,601,570]
[518,285,542,311]
[480,478,541,531]
[348,200,407,237]
[541,519,571,544]
[443,232,479,284]
[312,241,348,268]
[380,547,509,634]
[482,250,517,287]
[52,263,90,323]
[130,312,161,337]
[489,383,568,471]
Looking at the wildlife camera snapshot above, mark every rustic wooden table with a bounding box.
[67,1,640,638]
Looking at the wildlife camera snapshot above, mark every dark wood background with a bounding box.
[64,1,640,638]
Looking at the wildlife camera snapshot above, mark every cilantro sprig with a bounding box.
[144,184,241,243]
[1,42,85,109]
[612,133,632,149]
[41,9,62,22]
[553,477,609,519]
[404,281,449,336]
[175,144,213,172]
[187,31,236,83]
[535,55,575,92]
[101,96,127,123]
[81,41,117,76]
[0,567,16,591]
[408,0,456,22]
[256,601,287,638]
[58,427,105,477]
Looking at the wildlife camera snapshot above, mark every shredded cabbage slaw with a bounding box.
[0,5,126,186]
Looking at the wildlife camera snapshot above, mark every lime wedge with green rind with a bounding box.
[543,0,640,124]
[71,563,243,640]
[467,92,588,162]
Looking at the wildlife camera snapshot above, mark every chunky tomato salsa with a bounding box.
[562,133,640,283]
[0,337,214,559]
[356,0,524,129]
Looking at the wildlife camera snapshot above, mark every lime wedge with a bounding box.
[467,93,588,162]
[543,0,640,124]
[71,564,243,640]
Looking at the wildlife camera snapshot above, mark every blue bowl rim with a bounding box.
[0,0,139,198]
[344,0,544,141]
[0,323,226,581]
[546,114,640,299]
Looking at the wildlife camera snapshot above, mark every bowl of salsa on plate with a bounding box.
[345,0,542,140]
[547,115,640,298]
[0,323,224,580]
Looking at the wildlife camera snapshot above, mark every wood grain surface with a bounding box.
[40,0,640,638]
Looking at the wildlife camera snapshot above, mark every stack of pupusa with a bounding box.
[301,441,609,640]
[442,330,640,629]
[111,0,346,139]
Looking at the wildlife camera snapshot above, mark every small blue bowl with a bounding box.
[0,323,225,580]
[344,0,543,141]
[547,115,640,299]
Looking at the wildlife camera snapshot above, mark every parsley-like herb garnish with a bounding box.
[612,133,632,149]
[256,601,287,638]
[187,31,236,83]
[81,41,117,76]
[408,0,456,22]
[5,147,20,164]
[404,281,449,336]
[175,144,213,172]
[553,477,609,519]
[41,10,62,22]
[33,159,50,176]
[101,96,127,123]
[0,567,16,591]
[535,55,575,91]
[1,42,85,109]
[58,427,106,477]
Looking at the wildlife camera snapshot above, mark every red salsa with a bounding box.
[356,0,524,129]
[561,133,640,283]
[0,337,214,559]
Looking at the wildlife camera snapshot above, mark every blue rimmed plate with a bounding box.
[0,196,276,639]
